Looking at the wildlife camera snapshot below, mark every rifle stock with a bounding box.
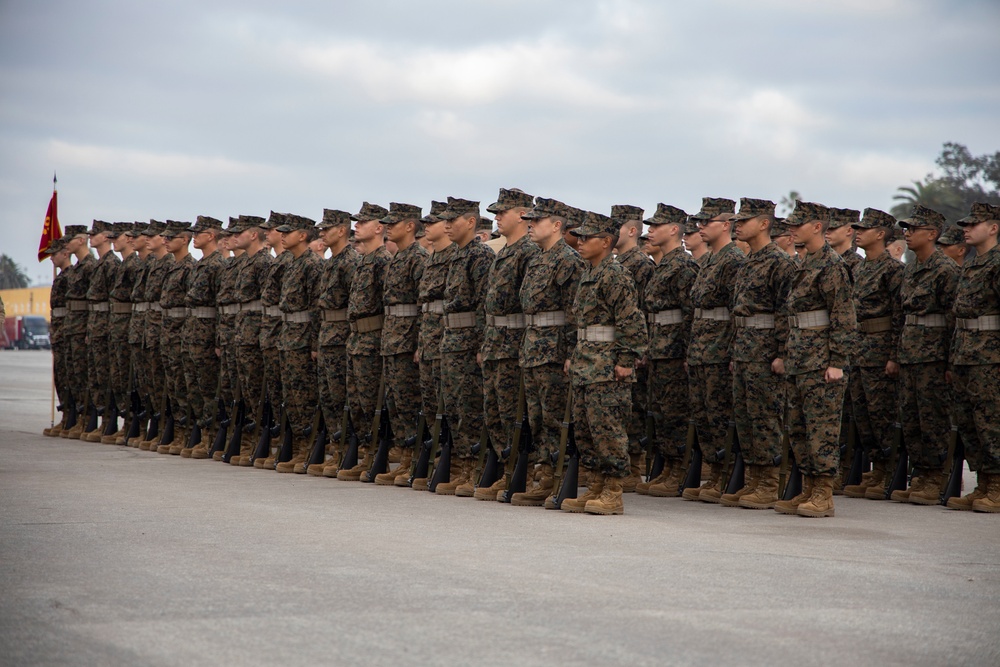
[498,374,527,503]
[885,422,908,499]
[423,390,447,486]
[364,378,390,482]
[680,419,700,493]
[549,388,575,508]
[940,423,963,505]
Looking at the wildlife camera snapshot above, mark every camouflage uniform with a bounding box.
[276,216,324,440]
[346,232,391,443]
[48,242,71,414]
[644,241,699,464]
[441,212,495,459]
[86,224,121,416]
[63,239,95,410]
[259,223,292,422]
[108,229,139,416]
[381,211,427,450]
[125,225,150,425]
[231,222,269,438]
[850,210,904,465]
[183,217,226,429]
[950,206,1000,475]
[783,238,856,478]
[217,218,246,409]
[687,238,744,465]
[482,233,539,459]
[314,211,357,438]
[897,222,960,474]
[159,224,196,425]
[142,234,172,418]
[519,224,583,466]
[614,240,655,456]
[570,226,648,478]
[730,236,796,467]
[416,238,454,421]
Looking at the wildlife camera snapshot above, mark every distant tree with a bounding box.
[0,254,30,289]
[891,142,1000,222]
[778,190,801,217]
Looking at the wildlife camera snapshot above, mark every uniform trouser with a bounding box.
[262,346,282,418]
[235,344,265,425]
[384,351,420,448]
[627,364,648,456]
[899,361,951,472]
[109,318,130,413]
[161,320,189,420]
[688,363,732,464]
[279,347,317,440]
[314,345,345,435]
[130,343,145,411]
[732,360,785,466]
[440,350,483,459]
[221,343,239,407]
[52,338,70,413]
[347,352,383,444]
[145,329,165,416]
[66,316,88,406]
[850,365,898,463]
[648,359,689,464]
[183,339,220,429]
[87,335,110,413]
[786,369,846,477]
[523,362,569,465]
[837,367,854,467]
[482,358,522,459]
[951,364,1000,474]
[573,381,630,477]
[419,357,441,425]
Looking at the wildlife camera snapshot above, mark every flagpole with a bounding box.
[49,172,57,429]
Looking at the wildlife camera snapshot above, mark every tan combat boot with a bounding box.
[510,464,554,507]
[561,474,604,513]
[337,447,372,481]
[697,463,727,503]
[648,464,685,498]
[637,462,671,495]
[774,476,815,515]
[101,427,123,444]
[738,466,780,509]
[83,416,106,442]
[908,469,946,505]
[156,429,175,453]
[277,439,309,473]
[621,453,645,493]
[435,459,472,496]
[168,428,188,455]
[972,474,1000,513]
[721,465,759,507]
[308,456,338,477]
[890,474,925,502]
[844,461,885,498]
[388,446,402,464]
[797,475,836,517]
[946,472,987,511]
[63,418,85,439]
[682,462,721,501]
[375,450,413,486]
[474,473,507,501]
[585,476,624,515]
[190,430,213,460]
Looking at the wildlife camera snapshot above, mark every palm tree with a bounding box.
[0,254,30,289]
[890,179,966,222]
[778,190,801,217]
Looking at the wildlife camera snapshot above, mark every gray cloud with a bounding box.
[1,0,998,278]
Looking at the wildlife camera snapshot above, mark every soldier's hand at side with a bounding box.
[825,366,843,383]
[563,359,571,375]
[476,353,482,366]
[729,361,734,374]
[945,370,953,385]
[771,358,785,375]
[311,351,317,361]
[637,355,648,369]
[885,360,899,379]
[215,348,221,358]
[683,361,689,375]
[614,365,633,381]
[414,351,420,364]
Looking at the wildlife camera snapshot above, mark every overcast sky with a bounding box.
[2,0,998,282]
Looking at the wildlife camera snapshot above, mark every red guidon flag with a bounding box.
[38,175,62,261]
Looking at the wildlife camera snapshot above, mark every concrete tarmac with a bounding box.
[1,350,998,667]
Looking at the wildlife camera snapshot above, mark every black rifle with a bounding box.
[500,414,532,503]
[276,405,293,463]
[222,400,243,463]
[363,378,390,482]
[471,422,493,489]
[885,422,908,499]
[251,397,273,465]
[144,393,159,443]
[498,375,528,503]
[940,423,963,505]
[781,453,803,501]
[680,419,702,493]
[304,409,328,472]
[549,389,576,509]
[427,418,453,492]
[723,421,745,495]
[420,389,447,487]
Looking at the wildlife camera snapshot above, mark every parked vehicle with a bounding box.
[2,315,51,350]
